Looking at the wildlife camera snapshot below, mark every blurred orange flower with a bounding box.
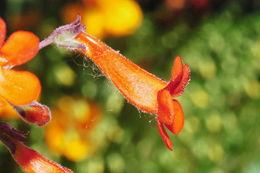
[61,0,143,38]
[45,96,102,161]
[0,17,50,126]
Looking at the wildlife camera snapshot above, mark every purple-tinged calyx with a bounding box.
[0,122,28,153]
[39,15,86,50]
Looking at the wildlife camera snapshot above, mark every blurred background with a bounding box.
[0,0,260,173]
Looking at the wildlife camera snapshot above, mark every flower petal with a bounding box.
[166,57,190,97]
[165,99,184,135]
[0,69,41,105]
[171,64,190,97]
[0,31,39,66]
[171,56,183,82]
[157,89,175,124]
[156,119,173,151]
[157,89,184,134]
[12,101,51,126]
[0,17,6,47]
[13,142,73,173]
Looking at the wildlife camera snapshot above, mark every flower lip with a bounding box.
[156,119,173,150]
[156,56,189,150]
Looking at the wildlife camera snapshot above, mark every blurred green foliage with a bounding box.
[0,0,259,173]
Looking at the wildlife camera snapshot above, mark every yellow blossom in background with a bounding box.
[82,8,105,39]
[99,0,143,36]
[45,96,102,161]
[61,0,143,39]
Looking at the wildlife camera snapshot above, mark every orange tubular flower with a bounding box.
[41,17,190,150]
[0,17,50,126]
[0,122,73,173]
